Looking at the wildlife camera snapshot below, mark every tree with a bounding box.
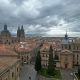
[47,45,55,76]
[35,50,42,72]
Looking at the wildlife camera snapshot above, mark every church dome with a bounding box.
[1,25,11,37]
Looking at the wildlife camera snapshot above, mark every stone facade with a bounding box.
[0,44,21,80]
[40,35,80,69]
[0,58,20,80]
[0,25,25,45]
[60,50,73,69]
[40,42,60,68]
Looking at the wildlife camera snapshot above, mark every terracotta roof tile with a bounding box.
[0,44,17,56]
[15,42,37,53]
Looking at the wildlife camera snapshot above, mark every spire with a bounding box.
[65,29,68,40]
[17,26,21,38]
[17,25,25,41]
[4,24,7,30]
[20,25,25,38]
[18,26,20,30]
[21,25,24,30]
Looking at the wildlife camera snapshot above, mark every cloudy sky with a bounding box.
[0,0,80,37]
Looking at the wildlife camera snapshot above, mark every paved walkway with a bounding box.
[20,64,37,80]
[60,69,74,80]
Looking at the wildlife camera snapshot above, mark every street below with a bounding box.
[20,64,37,80]
[61,69,74,80]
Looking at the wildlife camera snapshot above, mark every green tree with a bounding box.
[35,50,42,72]
[47,45,55,76]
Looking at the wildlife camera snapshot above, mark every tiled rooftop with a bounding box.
[40,41,62,52]
[15,42,37,52]
[0,44,18,56]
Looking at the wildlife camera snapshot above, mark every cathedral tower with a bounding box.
[17,25,25,42]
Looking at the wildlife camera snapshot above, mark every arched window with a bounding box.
[54,55,59,60]
[7,40,8,42]
[17,68,18,72]
[12,72,14,78]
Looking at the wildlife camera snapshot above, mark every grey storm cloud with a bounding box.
[0,0,80,37]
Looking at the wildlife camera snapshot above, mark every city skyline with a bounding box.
[0,0,80,37]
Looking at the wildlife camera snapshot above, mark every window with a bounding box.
[7,40,8,42]
[12,72,14,78]
[17,68,18,72]
[54,55,59,60]
[69,44,71,50]
[46,54,48,57]
[77,54,78,65]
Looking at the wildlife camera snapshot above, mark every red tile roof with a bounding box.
[0,44,18,56]
[15,42,37,53]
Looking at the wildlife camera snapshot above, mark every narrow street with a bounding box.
[20,64,37,80]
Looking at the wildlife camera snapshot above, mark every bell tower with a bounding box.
[17,25,25,42]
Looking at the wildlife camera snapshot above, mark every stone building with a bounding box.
[40,42,60,68]
[1,24,11,38]
[40,43,50,68]
[0,44,21,80]
[60,50,73,69]
[0,24,12,44]
[0,25,25,45]
[61,33,80,69]
[40,32,80,69]
[0,58,20,80]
